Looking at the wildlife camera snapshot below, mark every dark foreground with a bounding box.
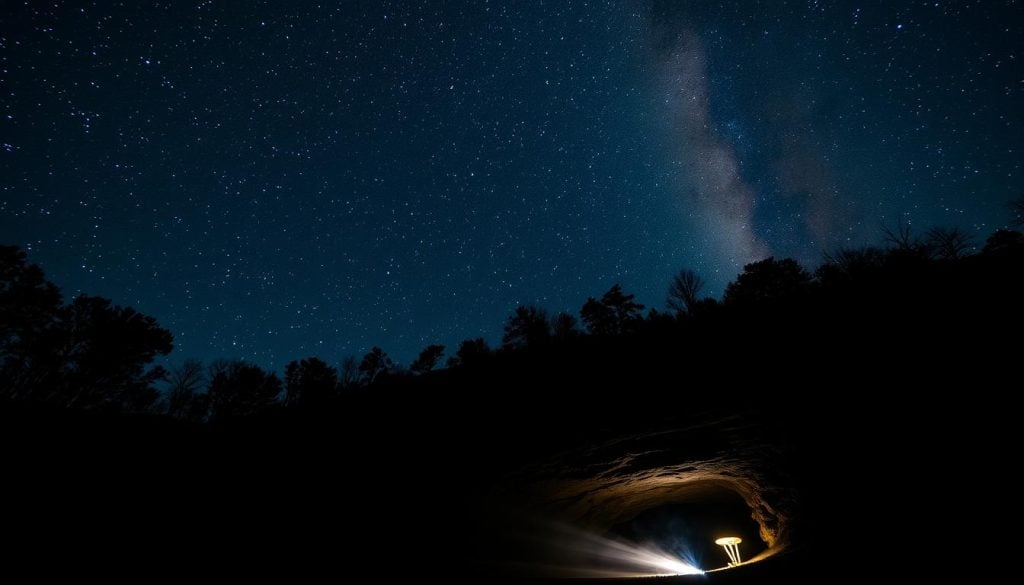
[3,371,1015,583]
[5,244,1023,581]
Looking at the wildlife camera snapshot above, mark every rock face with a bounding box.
[481,413,799,576]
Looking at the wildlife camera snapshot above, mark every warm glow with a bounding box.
[715,536,743,566]
[715,537,742,546]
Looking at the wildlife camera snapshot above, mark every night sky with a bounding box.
[2,1,1020,369]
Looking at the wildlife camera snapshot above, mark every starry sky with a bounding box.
[2,1,1020,369]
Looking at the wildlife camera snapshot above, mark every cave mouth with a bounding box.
[484,423,795,576]
[607,489,766,571]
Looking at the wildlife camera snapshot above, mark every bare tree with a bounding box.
[666,268,704,314]
[206,358,233,382]
[166,358,205,417]
[339,355,360,390]
[881,222,919,251]
[818,246,886,284]
[925,227,975,260]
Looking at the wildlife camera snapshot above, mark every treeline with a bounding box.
[3,223,1023,420]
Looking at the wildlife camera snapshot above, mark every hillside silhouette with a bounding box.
[2,225,1023,581]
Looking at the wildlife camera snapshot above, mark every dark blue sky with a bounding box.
[2,1,1020,369]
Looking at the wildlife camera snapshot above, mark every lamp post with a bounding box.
[714,536,742,566]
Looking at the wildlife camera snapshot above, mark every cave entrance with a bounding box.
[607,489,765,570]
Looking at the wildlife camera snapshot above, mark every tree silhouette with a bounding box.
[724,258,813,305]
[551,312,581,341]
[666,268,704,315]
[502,305,551,350]
[6,294,173,411]
[6,218,1022,427]
[925,227,975,260]
[207,361,281,420]
[1011,197,1024,228]
[982,229,1024,255]
[581,284,645,336]
[1,246,62,401]
[0,246,62,381]
[580,297,612,336]
[410,344,445,374]
[61,296,172,406]
[447,337,491,368]
[184,391,211,422]
[817,247,886,286]
[881,222,920,251]
[206,358,234,381]
[284,357,338,407]
[166,358,205,418]
[358,346,394,384]
[339,355,361,390]
[644,307,677,329]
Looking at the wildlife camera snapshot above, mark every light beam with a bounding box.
[528,523,703,578]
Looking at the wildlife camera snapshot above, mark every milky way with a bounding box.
[656,27,769,273]
[2,1,1019,369]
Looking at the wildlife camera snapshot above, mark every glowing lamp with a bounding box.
[714,536,742,566]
